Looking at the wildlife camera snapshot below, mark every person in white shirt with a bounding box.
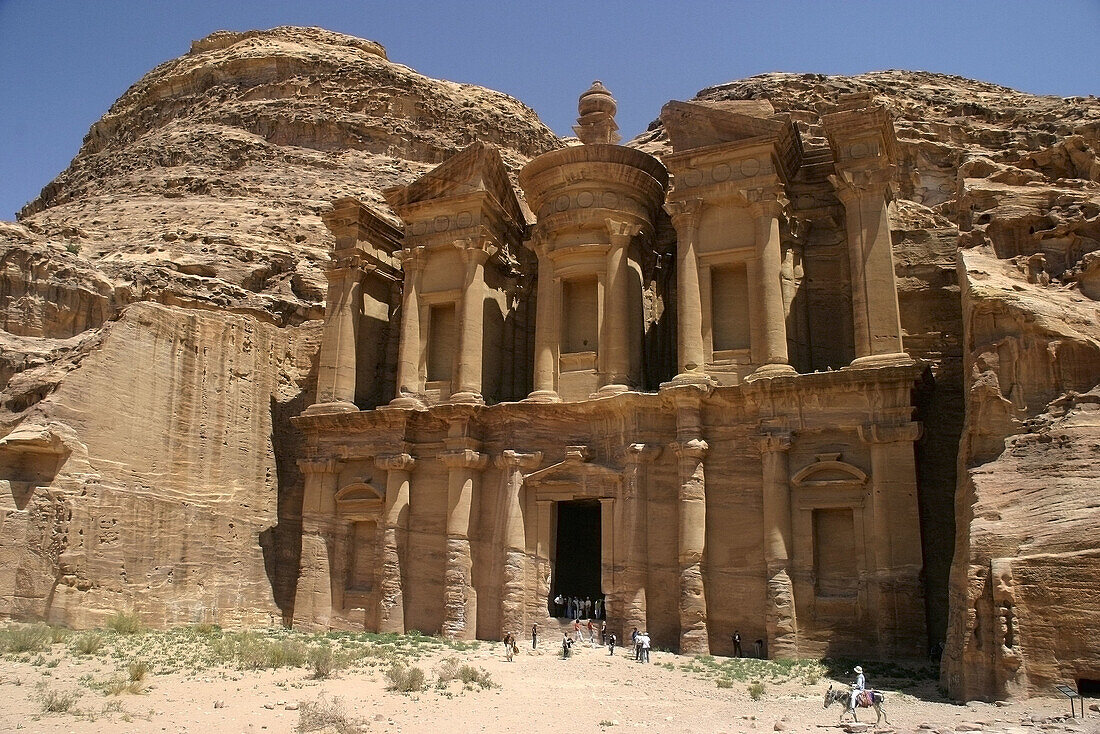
[849,665,866,711]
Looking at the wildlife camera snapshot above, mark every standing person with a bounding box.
[572,596,580,620]
[600,621,607,645]
[587,618,595,645]
[732,630,742,658]
[607,632,616,656]
[849,665,866,713]
[641,631,651,663]
[754,639,764,658]
[532,623,539,650]
[585,597,592,619]
[631,627,640,660]
[574,618,582,643]
[562,634,573,659]
[554,594,563,617]
[503,633,515,662]
[594,598,603,620]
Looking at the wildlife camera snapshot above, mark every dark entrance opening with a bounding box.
[1078,678,1100,696]
[553,499,602,603]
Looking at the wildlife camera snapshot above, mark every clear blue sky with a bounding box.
[1,0,1097,221]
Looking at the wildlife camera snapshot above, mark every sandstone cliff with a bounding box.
[2,27,1098,700]
[0,27,559,627]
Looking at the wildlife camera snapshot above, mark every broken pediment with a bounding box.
[660,100,804,181]
[322,197,403,255]
[523,445,622,499]
[382,141,526,232]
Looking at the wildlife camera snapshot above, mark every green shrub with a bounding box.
[309,646,337,679]
[106,611,143,634]
[73,632,104,656]
[747,680,765,700]
[384,662,425,692]
[49,626,70,644]
[65,242,81,255]
[716,677,734,688]
[3,623,50,653]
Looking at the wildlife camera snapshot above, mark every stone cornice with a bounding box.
[495,449,543,471]
[375,453,416,472]
[670,438,709,461]
[857,421,923,445]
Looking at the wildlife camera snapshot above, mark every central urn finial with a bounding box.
[574,80,621,145]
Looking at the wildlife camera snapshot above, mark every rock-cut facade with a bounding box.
[293,83,928,659]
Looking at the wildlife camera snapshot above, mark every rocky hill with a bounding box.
[1,27,1097,700]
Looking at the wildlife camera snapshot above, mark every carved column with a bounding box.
[293,458,340,630]
[451,236,496,404]
[310,259,362,413]
[858,420,924,657]
[669,386,711,653]
[390,246,427,408]
[833,169,909,367]
[374,452,415,633]
[666,199,712,385]
[756,430,797,658]
[495,450,542,637]
[990,557,1027,696]
[535,499,553,618]
[600,220,638,394]
[620,443,661,641]
[747,191,796,378]
[440,441,489,639]
[528,234,561,402]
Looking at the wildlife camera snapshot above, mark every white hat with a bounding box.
[854,666,863,673]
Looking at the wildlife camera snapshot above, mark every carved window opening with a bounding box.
[711,262,751,352]
[427,302,457,381]
[347,520,378,593]
[813,508,857,598]
[561,277,598,355]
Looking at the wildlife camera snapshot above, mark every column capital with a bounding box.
[665,197,706,232]
[327,253,363,278]
[754,430,793,454]
[829,165,896,205]
[495,449,543,471]
[670,438,709,461]
[441,448,490,471]
[528,227,553,258]
[740,185,789,219]
[858,421,922,445]
[454,233,498,265]
[621,442,663,465]
[297,457,338,475]
[605,218,643,243]
[395,245,428,272]
[375,452,416,472]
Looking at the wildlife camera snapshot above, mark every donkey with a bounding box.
[824,684,889,725]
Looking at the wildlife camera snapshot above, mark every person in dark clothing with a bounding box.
[532,623,538,649]
[732,630,742,658]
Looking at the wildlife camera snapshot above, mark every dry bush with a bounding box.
[38,687,78,713]
[748,680,765,700]
[309,645,339,679]
[384,662,426,692]
[128,660,150,682]
[297,694,360,733]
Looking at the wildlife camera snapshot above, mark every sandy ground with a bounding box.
[0,631,1096,734]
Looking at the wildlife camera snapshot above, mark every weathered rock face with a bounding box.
[1,27,1098,699]
[0,26,559,628]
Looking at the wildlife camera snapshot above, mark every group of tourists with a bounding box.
[629,627,651,662]
[552,593,604,620]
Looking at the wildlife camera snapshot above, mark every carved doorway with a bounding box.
[552,499,602,605]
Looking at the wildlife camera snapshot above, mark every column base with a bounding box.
[383,394,425,410]
[593,382,631,398]
[745,363,797,381]
[301,400,358,416]
[661,371,716,389]
[446,390,484,405]
[846,352,913,369]
[523,389,561,404]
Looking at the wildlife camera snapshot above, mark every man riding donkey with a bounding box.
[824,664,890,725]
